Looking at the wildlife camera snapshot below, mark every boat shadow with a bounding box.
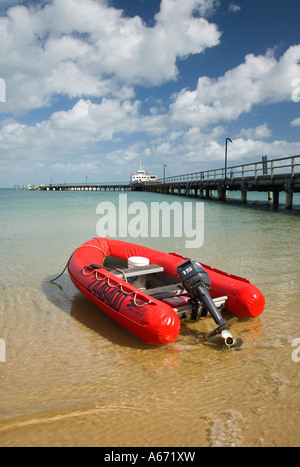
[42,274,158,350]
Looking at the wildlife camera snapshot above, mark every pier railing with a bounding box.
[164,155,300,184]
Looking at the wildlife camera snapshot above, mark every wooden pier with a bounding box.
[143,155,300,209]
[35,182,132,192]
[29,155,300,209]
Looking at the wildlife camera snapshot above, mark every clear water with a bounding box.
[0,188,299,447]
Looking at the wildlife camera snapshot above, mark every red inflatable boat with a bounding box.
[68,238,265,346]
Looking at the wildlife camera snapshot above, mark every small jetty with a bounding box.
[33,182,132,192]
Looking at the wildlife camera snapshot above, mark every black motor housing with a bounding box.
[177,259,226,327]
[177,259,211,292]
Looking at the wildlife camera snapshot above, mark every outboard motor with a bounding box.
[177,259,242,347]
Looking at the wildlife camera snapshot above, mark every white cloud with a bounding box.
[222,138,300,163]
[51,98,142,141]
[170,46,300,128]
[50,161,100,174]
[0,0,221,114]
[228,3,241,14]
[240,124,272,139]
[290,117,300,127]
[0,97,144,165]
[1,38,300,179]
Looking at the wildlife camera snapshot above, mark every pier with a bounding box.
[143,155,300,210]
[28,155,300,209]
[35,182,131,192]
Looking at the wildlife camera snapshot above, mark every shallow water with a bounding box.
[0,189,299,447]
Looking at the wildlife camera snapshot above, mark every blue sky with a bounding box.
[0,0,299,187]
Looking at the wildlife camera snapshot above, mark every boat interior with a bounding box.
[102,255,227,321]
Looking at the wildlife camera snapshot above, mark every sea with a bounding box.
[0,187,299,447]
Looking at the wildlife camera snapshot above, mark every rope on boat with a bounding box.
[82,264,154,307]
[46,242,153,307]
[45,243,107,283]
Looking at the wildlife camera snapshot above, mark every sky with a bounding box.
[0,0,300,187]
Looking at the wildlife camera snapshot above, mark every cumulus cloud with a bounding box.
[240,124,272,139]
[290,117,300,127]
[0,97,144,164]
[170,46,300,128]
[1,43,300,177]
[0,0,221,114]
